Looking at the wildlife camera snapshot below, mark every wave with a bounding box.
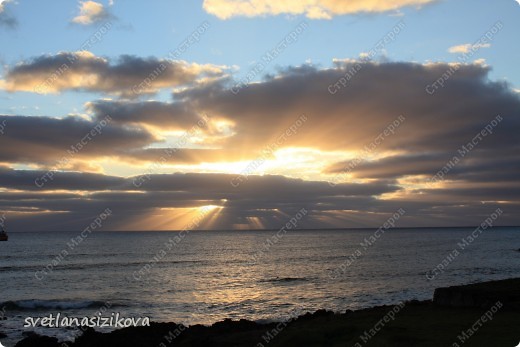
[0,259,206,273]
[1,299,115,311]
[261,277,308,283]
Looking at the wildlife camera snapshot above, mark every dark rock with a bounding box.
[0,331,7,338]
[293,311,314,322]
[12,279,520,346]
[211,318,260,333]
[313,309,334,317]
[433,278,520,309]
[406,299,430,307]
[72,322,186,347]
[15,334,60,347]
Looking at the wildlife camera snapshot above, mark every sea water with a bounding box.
[0,227,519,344]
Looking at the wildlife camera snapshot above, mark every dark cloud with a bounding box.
[0,167,516,231]
[1,60,520,230]
[0,168,403,231]
[326,153,447,178]
[0,52,226,96]
[171,61,520,152]
[0,168,397,195]
[0,115,155,166]
[0,0,18,28]
[88,61,519,155]
[85,60,520,186]
[88,100,203,130]
[326,152,520,184]
[122,148,249,164]
[0,13,16,28]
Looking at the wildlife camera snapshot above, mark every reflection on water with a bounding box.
[0,228,519,342]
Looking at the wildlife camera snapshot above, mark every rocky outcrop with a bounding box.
[14,320,278,347]
[14,334,60,347]
[433,278,520,309]
[12,278,520,347]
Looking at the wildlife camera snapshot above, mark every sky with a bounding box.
[0,0,519,231]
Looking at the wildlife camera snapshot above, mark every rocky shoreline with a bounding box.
[10,278,520,347]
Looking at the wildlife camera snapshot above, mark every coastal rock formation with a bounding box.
[14,334,59,347]
[433,278,520,309]
[14,320,278,347]
[12,278,520,347]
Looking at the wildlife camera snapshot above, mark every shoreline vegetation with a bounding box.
[11,278,520,347]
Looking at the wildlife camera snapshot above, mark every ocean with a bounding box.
[1,227,519,344]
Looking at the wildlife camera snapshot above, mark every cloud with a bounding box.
[0,51,227,96]
[119,148,247,164]
[87,100,206,130]
[169,61,519,154]
[0,114,156,166]
[4,59,520,173]
[87,99,239,146]
[1,59,520,229]
[84,59,520,184]
[115,61,520,199]
[0,0,7,14]
[448,43,491,54]
[326,152,520,185]
[0,169,395,196]
[0,0,17,28]
[0,112,239,168]
[72,1,112,25]
[202,0,437,19]
[0,168,404,230]
[1,167,517,231]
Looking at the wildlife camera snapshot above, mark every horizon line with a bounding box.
[8,225,520,233]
